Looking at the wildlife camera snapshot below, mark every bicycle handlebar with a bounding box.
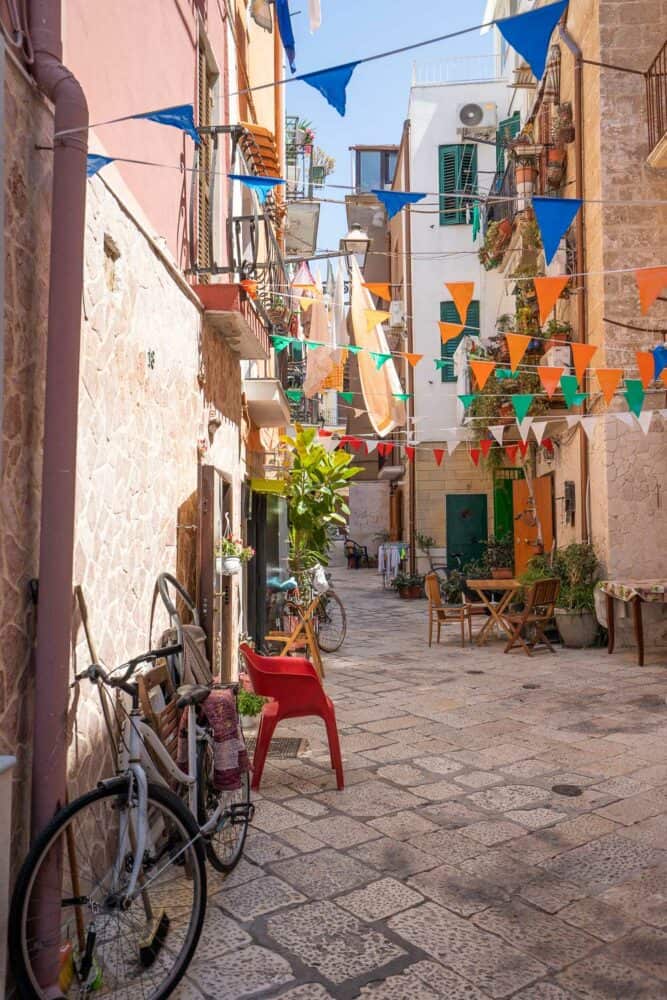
[72,644,183,693]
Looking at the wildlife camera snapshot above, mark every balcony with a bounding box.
[647,40,667,168]
[244,378,291,428]
[194,283,271,360]
[412,54,503,86]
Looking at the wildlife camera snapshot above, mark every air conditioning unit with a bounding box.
[457,101,497,130]
[389,300,405,329]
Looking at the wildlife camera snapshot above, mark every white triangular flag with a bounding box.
[352,407,365,418]
[615,412,635,428]
[637,411,653,435]
[321,437,339,453]
[518,417,533,443]
[366,439,378,454]
[531,420,548,446]
[580,415,598,440]
[308,0,322,32]
[565,415,580,429]
[446,438,461,456]
[489,424,505,446]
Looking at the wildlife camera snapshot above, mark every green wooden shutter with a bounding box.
[440,299,479,383]
[495,110,521,176]
[439,144,478,226]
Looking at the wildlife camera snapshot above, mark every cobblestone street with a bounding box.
[178,559,667,999]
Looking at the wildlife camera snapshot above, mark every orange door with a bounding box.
[512,474,554,576]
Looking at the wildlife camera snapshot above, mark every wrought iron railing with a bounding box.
[647,40,667,156]
[486,159,516,230]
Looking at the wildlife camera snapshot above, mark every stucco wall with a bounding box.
[0,53,52,869]
[348,481,391,556]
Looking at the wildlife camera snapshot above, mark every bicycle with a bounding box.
[10,644,253,999]
[265,566,347,654]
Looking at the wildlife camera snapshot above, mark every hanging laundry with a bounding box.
[275,0,296,72]
[308,0,322,32]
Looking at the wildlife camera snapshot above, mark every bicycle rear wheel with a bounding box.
[10,778,206,1000]
[197,740,252,873]
[316,590,347,652]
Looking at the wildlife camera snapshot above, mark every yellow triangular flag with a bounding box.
[300,297,315,310]
[362,282,391,301]
[439,321,464,345]
[445,282,475,325]
[365,309,391,333]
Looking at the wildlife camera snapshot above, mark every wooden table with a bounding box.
[466,578,521,646]
[599,580,667,667]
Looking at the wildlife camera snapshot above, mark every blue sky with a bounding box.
[284,0,491,251]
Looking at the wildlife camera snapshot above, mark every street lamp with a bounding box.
[340,223,371,271]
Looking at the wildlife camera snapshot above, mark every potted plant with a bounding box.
[441,570,466,605]
[237,686,267,735]
[520,544,599,648]
[216,537,255,576]
[391,573,424,599]
[486,535,515,579]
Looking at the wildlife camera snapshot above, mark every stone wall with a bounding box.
[0,52,52,870]
[348,481,391,556]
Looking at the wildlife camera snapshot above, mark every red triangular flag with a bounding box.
[636,267,667,314]
[470,448,481,466]
[433,448,445,467]
[445,282,475,324]
[534,275,570,326]
[636,351,655,389]
[542,437,554,451]
[405,446,415,462]
[318,429,333,437]
[480,439,493,458]
[377,442,394,457]
[505,445,518,463]
[518,441,529,458]
[571,343,597,387]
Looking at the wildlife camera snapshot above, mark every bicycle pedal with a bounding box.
[220,802,255,828]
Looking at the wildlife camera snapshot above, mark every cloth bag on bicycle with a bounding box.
[149,572,213,687]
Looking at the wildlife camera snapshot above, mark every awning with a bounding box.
[250,478,286,495]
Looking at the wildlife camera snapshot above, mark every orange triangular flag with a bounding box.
[596,368,623,404]
[538,366,565,398]
[469,359,496,390]
[636,267,667,314]
[365,309,391,333]
[571,343,597,387]
[445,282,475,325]
[636,351,655,388]
[363,282,391,301]
[402,352,423,368]
[505,333,531,372]
[439,321,465,344]
[433,448,445,467]
[534,275,570,326]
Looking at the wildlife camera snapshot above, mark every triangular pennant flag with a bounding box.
[347,344,363,354]
[446,439,461,456]
[305,340,325,350]
[228,173,286,205]
[653,345,667,381]
[370,351,392,370]
[580,416,598,440]
[286,389,303,402]
[636,267,667,314]
[298,60,360,115]
[571,343,598,387]
[434,359,447,370]
[565,414,581,429]
[133,104,201,144]
[275,0,297,71]
[362,283,391,300]
[636,351,655,389]
[596,368,623,405]
[637,411,653,435]
[518,416,534,443]
[405,446,415,462]
[439,321,465,344]
[624,379,645,417]
[518,441,529,458]
[505,333,531,372]
[366,309,391,332]
[445,282,475,325]
[271,335,292,353]
[534,275,570,326]
[339,391,354,405]
[318,429,333,437]
[300,297,315,310]
[479,439,493,458]
[458,394,476,408]
[372,189,427,220]
[87,154,115,177]
[352,407,365,417]
[505,445,519,464]
[366,439,378,454]
[538,365,565,398]
[615,412,635,428]
[511,394,534,423]
[496,0,569,79]
[470,448,481,467]
[321,437,340,453]
[403,353,423,368]
[496,368,520,380]
[489,424,505,446]
[377,442,394,458]
[393,392,412,402]
[533,196,582,265]
[531,421,548,446]
[561,374,587,408]
[470,359,496,390]
[433,448,445,467]
[542,437,554,452]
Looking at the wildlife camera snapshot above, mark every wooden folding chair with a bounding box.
[504,578,560,656]
[425,572,471,648]
[265,596,325,680]
[136,661,180,781]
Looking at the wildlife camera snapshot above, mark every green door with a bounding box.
[446,494,488,572]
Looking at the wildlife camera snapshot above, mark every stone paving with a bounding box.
[177,557,667,999]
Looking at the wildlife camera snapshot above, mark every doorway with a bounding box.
[512,474,554,575]
[445,494,488,571]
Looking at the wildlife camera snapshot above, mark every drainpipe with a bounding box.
[560,17,589,543]
[29,0,88,989]
[403,119,417,575]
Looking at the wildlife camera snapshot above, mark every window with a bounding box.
[355,149,398,193]
[197,38,218,280]
[439,144,477,225]
[496,111,521,177]
[440,299,479,383]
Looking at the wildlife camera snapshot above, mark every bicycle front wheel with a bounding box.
[10,778,207,1000]
[316,590,347,652]
[197,740,251,873]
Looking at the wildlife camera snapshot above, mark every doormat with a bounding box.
[245,737,310,759]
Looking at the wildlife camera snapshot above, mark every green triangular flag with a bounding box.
[511,394,534,423]
[560,374,588,408]
[624,378,645,417]
[458,394,477,408]
[496,368,520,380]
[434,359,447,370]
[305,340,325,350]
[369,351,392,370]
[271,335,292,353]
[347,344,363,354]
[339,391,354,405]
[393,392,412,402]
[286,389,303,402]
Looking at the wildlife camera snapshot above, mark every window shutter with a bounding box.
[495,111,521,177]
[440,299,479,383]
[440,144,477,226]
[197,46,213,281]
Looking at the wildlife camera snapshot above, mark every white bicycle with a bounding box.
[10,643,253,999]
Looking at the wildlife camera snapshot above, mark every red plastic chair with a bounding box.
[239,643,344,791]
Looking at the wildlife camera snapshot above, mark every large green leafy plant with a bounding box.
[520,543,599,612]
[283,425,362,581]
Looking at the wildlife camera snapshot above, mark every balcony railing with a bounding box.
[412,54,503,86]
[487,159,517,229]
[647,40,667,167]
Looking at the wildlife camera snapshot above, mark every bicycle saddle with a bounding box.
[267,576,298,592]
[176,684,210,709]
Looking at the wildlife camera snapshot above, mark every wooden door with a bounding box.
[445,494,488,572]
[199,466,232,679]
[512,474,554,576]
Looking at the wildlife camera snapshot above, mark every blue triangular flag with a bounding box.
[298,62,359,117]
[533,196,582,265]
[371,190,427,220]
[87,154,115,177]
[276,0,296,73]
[652,344,667,381]
[228,174,286,205]
[496,1,568,80]
[132,104,200,145]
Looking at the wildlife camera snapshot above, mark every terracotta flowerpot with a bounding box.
[491,568,514,580]
[498,218,513,239]
[398,585,423,599]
